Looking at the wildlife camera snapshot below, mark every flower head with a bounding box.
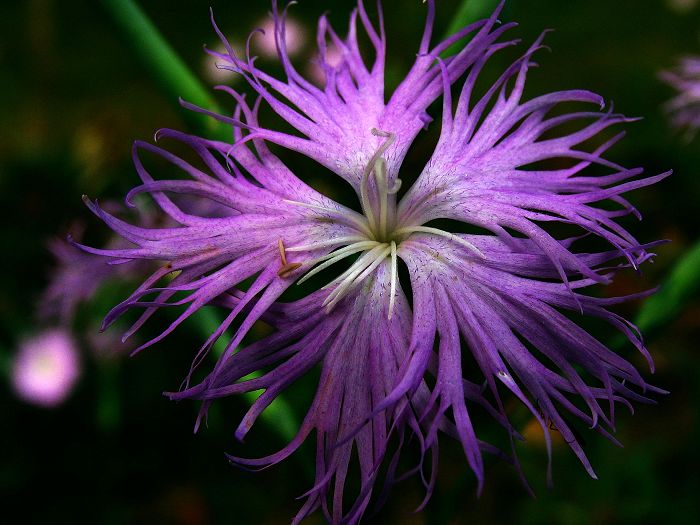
[78,1,668,523]
[11,329,81,408]
[660,56,700,137]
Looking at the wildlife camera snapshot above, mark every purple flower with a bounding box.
[41,211,157,326]
[78,2,668,523]
[11,329,81,408]
[40,235,121,325]
[660,56,700,137]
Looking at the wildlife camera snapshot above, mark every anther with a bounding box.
[277,239,302,278]
[278,265,302,278]
[387,179,402,194]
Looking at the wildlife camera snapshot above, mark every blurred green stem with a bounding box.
[101,0,296,442]
[100,0,230,142]
[635,240,700,337]
[195,308,298,442]
[0,345,10,378]
[97,361,121,432]
[443,0,499,55]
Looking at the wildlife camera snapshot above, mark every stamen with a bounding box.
[296,241,381,285]
[287,236,367,253]
[278,239,288,266]
[393,226,486,259]
[321,244,389,292]
[278,264,302,279]
[389,241,397,320]
[277,239,302,278]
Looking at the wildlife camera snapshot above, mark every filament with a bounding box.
[323,244,392,312]
[287,236,367,253]
[296,241,381,285]
[393,226,486,258]
[389,241,397,320]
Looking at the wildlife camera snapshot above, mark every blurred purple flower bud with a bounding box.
[661,56,700,138]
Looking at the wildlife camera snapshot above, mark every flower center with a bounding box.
[284,128,484,319]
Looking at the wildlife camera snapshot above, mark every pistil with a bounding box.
[359,129,399,242]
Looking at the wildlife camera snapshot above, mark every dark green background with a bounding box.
[1,1,698,523]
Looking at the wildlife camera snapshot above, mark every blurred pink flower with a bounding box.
[307,43,343,85]
[12,329,81,408]
[203,42,242,84]
[666,0,697,13]
[254,15,305,58]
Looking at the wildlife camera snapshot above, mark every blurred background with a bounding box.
[1,0,699,523]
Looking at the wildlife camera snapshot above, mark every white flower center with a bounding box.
[284,128,484,319]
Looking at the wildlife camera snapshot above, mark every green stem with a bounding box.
[97,361,122,432]
[100,0,230,142]
[609,240,700,352]
[0,345,11,378]
[101,0,296,444]
[635,240,700,337]
[443,0,499,56]
[194,308,298,442]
